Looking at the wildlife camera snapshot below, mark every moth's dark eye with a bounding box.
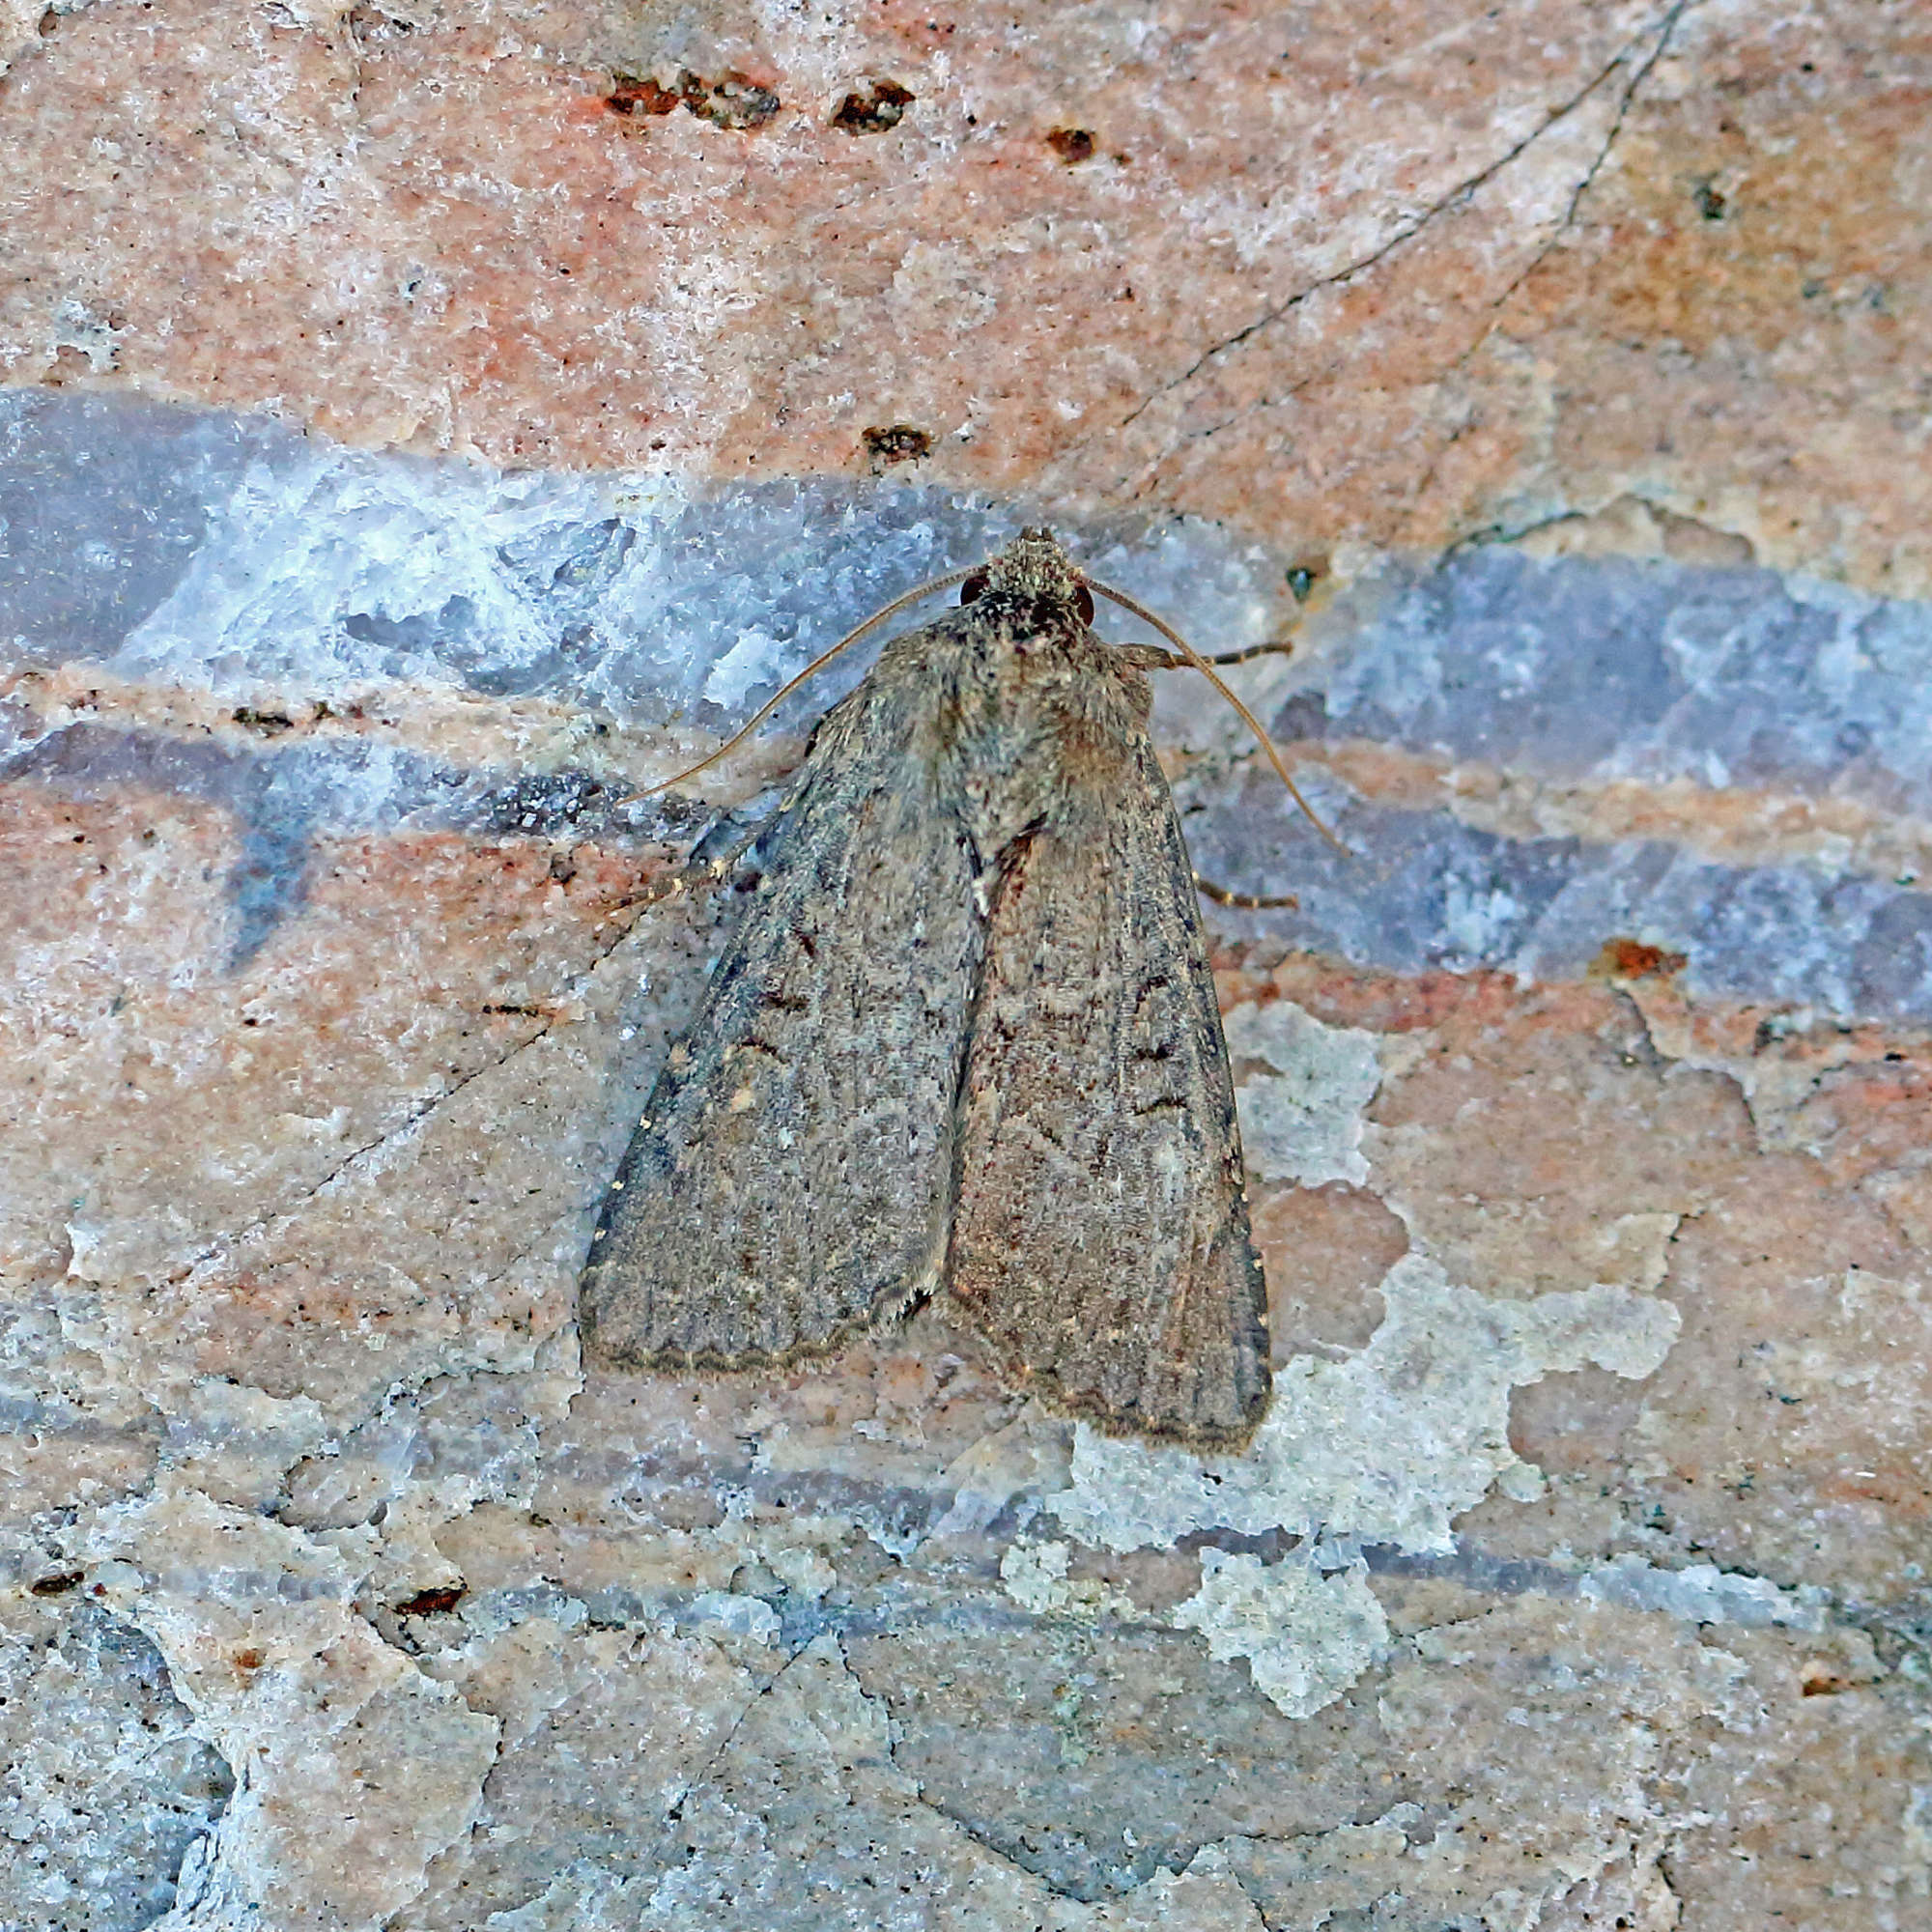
[960,572,989,606]
[1075,583,1095,625]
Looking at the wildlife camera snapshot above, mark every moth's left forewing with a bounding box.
[947,661,1271,1447]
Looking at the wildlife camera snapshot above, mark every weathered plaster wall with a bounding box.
[1,3,1928,1929]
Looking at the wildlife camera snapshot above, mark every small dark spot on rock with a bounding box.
[680,69,781,131]
[607,73,681,118]
[346,3,413,40]
[232,706,296,736]
[395,1585,466,1616]
[1285,560,1324,602]
[29,1571,83,1597]
[1046,127,1095,163]
[863,423,933,471]
[1592,937,1689,980]
[1693,180,1727,220]
[832,79,914,133]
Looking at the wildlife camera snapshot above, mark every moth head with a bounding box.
[962,528,1095,626]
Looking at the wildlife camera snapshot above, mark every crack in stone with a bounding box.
[166,1031,544,1272]
[164,863,708,1281]
[905,1789,1119,1907]
[1478,0,1696,327]
[270,1349,568,1531]
[1443,484,1754,562]
[658,1629,813,1829]
[1107,2,1690,456]
[1390,0,1696,526]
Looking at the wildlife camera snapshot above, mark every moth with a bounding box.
[582,529,1316,1446]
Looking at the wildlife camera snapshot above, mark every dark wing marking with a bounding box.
[946,726,1270,1446]
[582,624,982,1369]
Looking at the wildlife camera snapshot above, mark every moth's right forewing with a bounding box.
[948,678,1271,1447]
[582,624,982,1370]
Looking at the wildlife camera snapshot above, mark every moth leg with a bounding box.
[1193,871,1297,911]
[1119,638,1297,671]
[604,804,774,921]
[682,798,777,875]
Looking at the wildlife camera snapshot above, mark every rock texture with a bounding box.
[2,3,1929,1930]
[3,1,1930,592]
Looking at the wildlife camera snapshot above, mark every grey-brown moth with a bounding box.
[581,528,1280,1447]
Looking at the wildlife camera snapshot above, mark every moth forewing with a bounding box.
[945,658,1269,1446]
[582,528,1274,1447]
[581,615,987,1370]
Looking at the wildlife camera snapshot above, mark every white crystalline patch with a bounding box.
[998,1541,1138,1621]
[1051,1255,1681,1554]
[926,1410,1071,1540]
[1902,1783,1932,1889]
[1224,1001,1382,1185]
[1443,878,1523,958]
[79,1491,498,1931]
[114,450,689,696]
[1577,1555,1825,1630]
[155,1378,331,1511]
[688,1591,781,1644]
[1172,1551,1390,1719]
[64,1222,107,1282]
[701,627,788,710]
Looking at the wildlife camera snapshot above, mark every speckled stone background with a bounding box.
[2,3,1929,1929]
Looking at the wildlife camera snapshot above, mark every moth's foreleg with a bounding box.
[603,801,777,924]
[1193,872,1297,912]
[1119,638,1297,671]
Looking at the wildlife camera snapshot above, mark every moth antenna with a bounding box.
[1090,581,1349,856]
[620,566,980,802]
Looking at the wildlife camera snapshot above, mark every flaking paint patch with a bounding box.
[1171,1550,1391,1719]
[1050,1255,1681,1553]
[1224,1001,1382,1186]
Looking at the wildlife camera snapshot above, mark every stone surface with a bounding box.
[5,388,1927,1931]
[2,2,1930,1927]
[1,2,1929,595]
